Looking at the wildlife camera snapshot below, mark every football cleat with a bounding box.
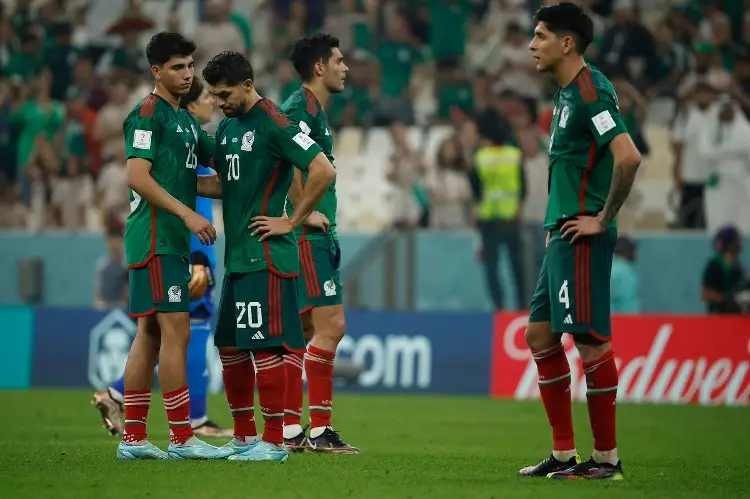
[307,428,360,454]
[219,437,260,455]
[519,454,581,477]
[228,441,289,462]
[116,440,168,460]
[284,425,310,453]
[168,436,234,460]
[193,420,234,438]
[547,457,624,480]
[92,390,124,436]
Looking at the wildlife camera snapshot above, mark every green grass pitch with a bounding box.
[0,390,746,498]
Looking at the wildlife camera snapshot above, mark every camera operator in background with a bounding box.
[701,225,750,314]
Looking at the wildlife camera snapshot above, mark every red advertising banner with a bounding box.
[491,313,750,406]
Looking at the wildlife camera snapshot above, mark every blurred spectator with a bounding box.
[427,0,471,64]
[596,0,656,85]
[386,123,427,227]
[96,9,153,80]
[193,0,247,70]
[698,94,750,234]
[93,223,128,310]
[702,226,750,314]
[612,78,649,155]
[45,21,83,102]
[648,20,692,98]
[96,148,129,227]
[610,235,641,314]
[94,78,132,164]
[373,11,427,125]
[491,22,542,99]
[0,176,26,228]
[5,31,44,85]
[434,58,473,122]
[677,42,731,101]
[671,82,716,229]
[516,123,547,269]
[50,154,92,230]
[469,117,526,310]
[426,135,471,229]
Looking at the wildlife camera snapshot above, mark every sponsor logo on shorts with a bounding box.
[168,285,182,303]
[323,279,337,297]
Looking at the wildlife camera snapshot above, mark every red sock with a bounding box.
[123,390,151,443]
[255,352,286,445]
[583,349,618,452]
[533,343,575,451]
[283,352,304,426]
[220,350,257,439]
[163,385,193,445]
[305,345,335,430]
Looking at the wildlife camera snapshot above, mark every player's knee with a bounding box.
[525,321,558,352]
[314,308,346,344]
[574,340,611,363]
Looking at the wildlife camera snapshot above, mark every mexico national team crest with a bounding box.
[168,285,182,303]
[241,131,255,151]
[559,106,570,128]
[88,309,136,389]
[324,279,337,297]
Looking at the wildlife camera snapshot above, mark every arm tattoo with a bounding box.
[600,163,637,226]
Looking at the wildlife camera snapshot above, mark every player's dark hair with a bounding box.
[146,32,196,66]
[289,33,340,82]
[180,79,204,109]
[202,51,254,86]
[533,2,594,54]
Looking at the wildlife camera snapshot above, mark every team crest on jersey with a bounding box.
[241,131,255,151]
[559,106,570,128]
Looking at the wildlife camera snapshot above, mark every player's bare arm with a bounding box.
[288,168,329,230]
[561,134,641,242]
[251,152,336,241]
[127,158,217,245]
[197,173,222,199]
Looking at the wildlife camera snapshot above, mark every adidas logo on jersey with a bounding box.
[564,314,573,325]
[251,332,265,340]
[176,125,183,132]
[221,137,227,145]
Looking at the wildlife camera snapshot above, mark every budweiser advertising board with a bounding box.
[491,313,750,406]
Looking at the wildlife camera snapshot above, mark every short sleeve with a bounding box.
[273,122,322,171]
[123,112,161,162]
[586,97,628,147]
[702,259,725,291]
[196,126,215,167]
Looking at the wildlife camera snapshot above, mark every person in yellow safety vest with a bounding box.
[468,123,527,311]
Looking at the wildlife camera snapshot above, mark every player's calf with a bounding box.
[219,348,258,442]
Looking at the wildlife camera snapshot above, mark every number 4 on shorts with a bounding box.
[558,280,574,325]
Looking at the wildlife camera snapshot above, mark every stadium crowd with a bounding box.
[0,0,748,238]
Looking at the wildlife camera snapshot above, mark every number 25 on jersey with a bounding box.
[226,154,240,181]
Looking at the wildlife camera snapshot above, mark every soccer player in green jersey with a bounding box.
[198,51,336,462]
[118,32,231,460]
[518,3,641,480]
[279,34,359,454]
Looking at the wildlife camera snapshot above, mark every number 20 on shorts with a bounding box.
[235,301,262,328]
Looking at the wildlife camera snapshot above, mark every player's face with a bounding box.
[188,88,214,124]
[322,47,348,94]
[208,80,253,118]
[529,22,566,73]
[153,55,195,96]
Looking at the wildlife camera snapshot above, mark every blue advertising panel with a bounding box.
[341,311,493,394]
[0,306,35,388]
[29,308,494,394]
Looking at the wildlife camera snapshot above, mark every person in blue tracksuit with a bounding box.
[92,81,231,437]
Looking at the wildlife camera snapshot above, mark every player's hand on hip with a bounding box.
[184,211,217,245]
[304,211,329,232]
[561,215,605,243]
[249,216,293,242]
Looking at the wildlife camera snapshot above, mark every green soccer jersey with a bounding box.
[215,98,323,276]
[544,65,629,230]
[123,94,214,267]
[280,86,338,241]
